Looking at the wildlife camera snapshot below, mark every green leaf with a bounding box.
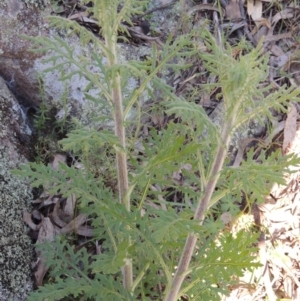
[92,241,129,274]
[183,230,260,298]
[61,127,120,153]
[148,208,201,243]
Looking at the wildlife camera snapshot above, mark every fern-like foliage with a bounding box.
[15,0,300,300]
[183,231,260,300]
[27,238,135,301]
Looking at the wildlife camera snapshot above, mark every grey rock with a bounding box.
[0,76,34,300]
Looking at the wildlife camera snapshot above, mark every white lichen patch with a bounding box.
[21,0,48,9]
[0,149,34,301]
[0,78,34,301]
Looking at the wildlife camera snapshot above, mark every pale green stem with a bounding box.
[104,30,132,290]
[164,111,236,301]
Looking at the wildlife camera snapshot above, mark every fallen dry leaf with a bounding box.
[225,0,241,19]
[247,0,262,21]
[76,225,93,237]
[60,214,88,235]
[34,217,55,286]
[254,17,271,30]
[271,8,295,26]
[50,153,67,171]
[23,211,39,231]
[38,195,60,209]
[282,105,298,155]
[52,201,67,228]
[63,193,76,220]
[68,11,88,20]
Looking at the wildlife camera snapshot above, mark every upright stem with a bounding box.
[112,76,130,210]
[105,32,132,290]
[164,117,235,301]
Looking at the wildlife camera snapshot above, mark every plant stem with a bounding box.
[105,30,133,290]
[164,117,235,301]
[112,75,130,210]
[113,72,133,290]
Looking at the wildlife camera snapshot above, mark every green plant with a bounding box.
[16,0,300,300]
[33,75,73,163]
[34,75,51,134]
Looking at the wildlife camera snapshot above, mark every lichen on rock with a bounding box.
[0,77,34,300]
[0,150,33,301]
[21,0,49,9]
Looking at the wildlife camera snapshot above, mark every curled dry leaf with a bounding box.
[63,193,76,220]
[52,201,67,228]
[60,213,89,235]
[50,153,67,171]
[34,217,55,286]
[247,0,271,34]
[247,0,262,21]
[271,8,295,26]
[254,18,271,30]
[23,210,40,231]
[38,195,60,209]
